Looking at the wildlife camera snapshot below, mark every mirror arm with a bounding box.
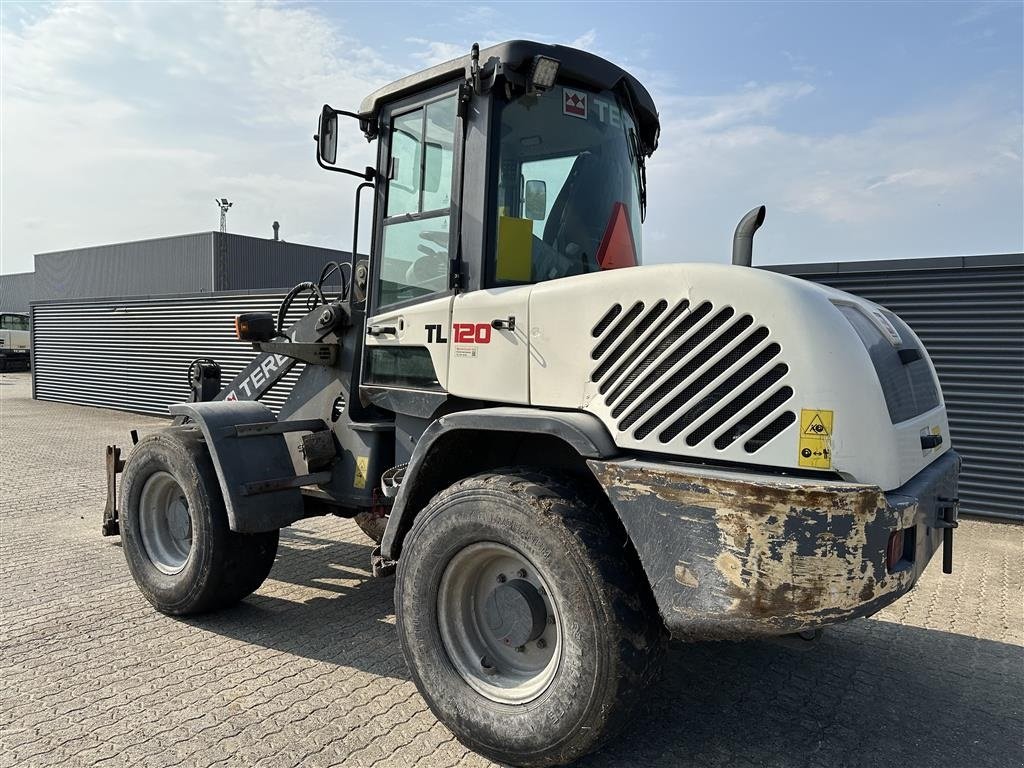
[327,107,374,138]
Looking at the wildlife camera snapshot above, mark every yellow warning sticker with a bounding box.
[798,409,834,469]
[354,456,369,489]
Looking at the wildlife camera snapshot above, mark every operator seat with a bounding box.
[542,151,623,277]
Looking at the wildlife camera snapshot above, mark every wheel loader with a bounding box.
[102,40,961,767]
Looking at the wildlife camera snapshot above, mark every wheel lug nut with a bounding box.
[536,639,547,649]
[548,615,555,625]
[517,569,527,578]
[496,574,507,584]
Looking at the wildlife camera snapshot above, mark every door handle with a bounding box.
[491,316,516,332]
[367,325,397,336]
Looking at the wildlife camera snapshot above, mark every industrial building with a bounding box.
[0,271,35,314]
[29,231,347,302]
[3,244,1021,521]
[3,229,350,415]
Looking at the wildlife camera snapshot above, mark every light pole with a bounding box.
[215,198,233,233]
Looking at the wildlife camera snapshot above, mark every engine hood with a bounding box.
[527,263,949,491]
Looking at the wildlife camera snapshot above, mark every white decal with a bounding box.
[223,354,290,401]
[592,98,623,128]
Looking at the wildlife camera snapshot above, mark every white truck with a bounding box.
[0,312,30,371]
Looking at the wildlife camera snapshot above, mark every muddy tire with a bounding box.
[120,427,278,615]
[395,468,663,767]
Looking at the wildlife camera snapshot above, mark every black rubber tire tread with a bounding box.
[395,467,663,768]
[120,427,278,615]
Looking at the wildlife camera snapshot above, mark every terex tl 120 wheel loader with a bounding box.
[102,40,961,767]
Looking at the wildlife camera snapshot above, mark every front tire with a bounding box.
[395,469,663,767]
[120,427,278,615]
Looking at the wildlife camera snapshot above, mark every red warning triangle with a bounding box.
[595,202,638,271]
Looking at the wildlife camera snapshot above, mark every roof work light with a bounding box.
[529,55,560,91]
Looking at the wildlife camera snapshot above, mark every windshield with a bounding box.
[491,85,644,285]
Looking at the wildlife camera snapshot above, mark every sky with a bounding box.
[1,0,1021,275]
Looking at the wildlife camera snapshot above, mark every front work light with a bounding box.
[235,312,276,343]
[529,56,560,91]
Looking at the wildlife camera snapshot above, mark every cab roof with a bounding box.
[358,40,660,153]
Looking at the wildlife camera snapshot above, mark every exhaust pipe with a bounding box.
[732,205,766,267]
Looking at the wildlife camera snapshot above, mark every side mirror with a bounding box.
[524,179,547,220]
[318,105,338,165]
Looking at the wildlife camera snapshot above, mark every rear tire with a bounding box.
[395,468,663,767]
[120,427,278,615]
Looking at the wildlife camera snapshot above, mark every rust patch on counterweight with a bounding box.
[589,459,912,635]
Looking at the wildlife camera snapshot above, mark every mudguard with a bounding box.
[380,407,617,559]
[168,401,305,533]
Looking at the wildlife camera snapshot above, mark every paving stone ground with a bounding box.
[1,372,1021,768]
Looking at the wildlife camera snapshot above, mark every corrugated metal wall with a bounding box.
[217,233,352,292]
[33,232,352,302]
[34,234,214,302]
[768,254,1023,520]
[0,272,35,313]
[32,291,310,417]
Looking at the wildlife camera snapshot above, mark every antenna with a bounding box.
[214,198,233,233]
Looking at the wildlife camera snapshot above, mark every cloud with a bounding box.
[1,2,1020,275]
[780,50,829,79]
[953,2,998,26]
[1,1,393,271]
[406,37,469,67]
[569,29,598,49]
[660,81,816,133]
[645,82,1022,263]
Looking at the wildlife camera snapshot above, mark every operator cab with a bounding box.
[316,40,660,429]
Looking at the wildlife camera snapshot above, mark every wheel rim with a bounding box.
[437,542,561,704]
[138,471,193,575]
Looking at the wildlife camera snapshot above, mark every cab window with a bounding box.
[491,86,643,286]
[377,94,457,309]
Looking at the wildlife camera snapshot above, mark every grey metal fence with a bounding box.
[31,290,310,417]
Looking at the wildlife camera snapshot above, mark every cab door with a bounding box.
[363,87,460,399]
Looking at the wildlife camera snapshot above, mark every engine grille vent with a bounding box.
[591,304,623,338]
[592,301,645,359]
[590,299,795,452]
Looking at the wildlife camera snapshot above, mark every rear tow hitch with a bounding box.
[936,496,960,574]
